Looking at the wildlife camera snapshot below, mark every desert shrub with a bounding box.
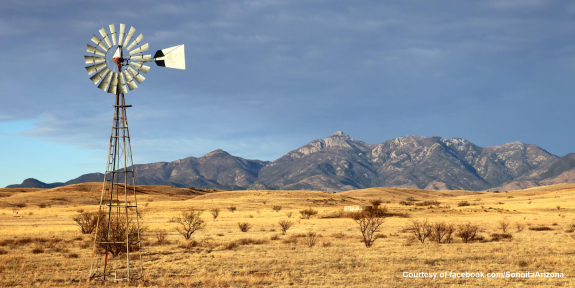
[406,197,417,201]
[499,220,510,233]
[0,249,7,255]
[238,222,252,232]
[370,199,383,208]
[331,232,346,239]
[179,239,200,250]
[227,206,237,213]
[32,247,44,254]
[282,236,298,245]
[72,212,104,234]
[15,203,27,208]
[458,201,470,207]
[223,241,239,250]
[95,215,146,257]
[272,206,282,212]
[407,219,433,244]
[155,230,168,245]
[303,232,318,248]
[38,203,47,209]
[278,220,293,235]
[457,222,479,243]
[529,226,553,231]
[322,241,332,247]
[518,260,529,268]
[415,200,441,207]
[299,208,318,219]
[285,212,293,218]
[67,253,79,258]
[351,207,387,248]
[210,208,220,220]
[270,234,281,241]
[171,210,206,240]
[399,200,414,206]
[516,223,524,232]
[490,233,513,241]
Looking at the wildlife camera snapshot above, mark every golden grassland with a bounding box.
[1,183,575,287]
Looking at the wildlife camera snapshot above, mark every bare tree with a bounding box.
[278,220,293,235]
[498,220,510,233]
[444,223,456,243]
[171,210,206,240]
[408,219,432,243]
[352,206,387,248]
[72,211,104,234]
[457,222,479,243]
[430,221,449,243]
[210,208,220,220]
[370,199,383,208]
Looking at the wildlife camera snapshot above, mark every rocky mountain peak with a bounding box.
[330,131,352,139]
[204,149,231,157]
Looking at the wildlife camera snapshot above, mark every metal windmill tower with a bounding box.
[84,23,185,281]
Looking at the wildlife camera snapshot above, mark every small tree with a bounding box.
[272,206,282,212]
[499,220,509,233]
[278,220,293,235]
[95,215,145,257]
[210,208,220,220]
[457,222,479,243]
[171,210,206,240]
[430,221,449,243]
[408,219,432,243]
[299,208,318,219]
[227,206,237,213]
[352,206,387,248]
[238,222,252,232]
[444,223,456,243]
[370,199,383,208]
[72,212,104,234]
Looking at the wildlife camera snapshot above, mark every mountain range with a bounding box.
[8,131,575,191]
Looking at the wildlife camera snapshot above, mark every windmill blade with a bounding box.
[122,70,138,91]
[109,24,116,46]
[118,24,126,47]
[129,62,150,74]
[118,72,128,93]
[90,67,110,84]
[123,26,136,47]
[129,55,152,62]
[85,55,105,64]
[153,44,185,70]
[98,27,111,48]
[129,43,149,56]
[85,62,107,75]
[91,34,108,51]
[98,70,113,91]
[126,33,144,51]
[127,67,145,84]
[87,44,106,56]
[107,72,118,94]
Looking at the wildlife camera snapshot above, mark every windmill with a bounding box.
[85,23,185,281]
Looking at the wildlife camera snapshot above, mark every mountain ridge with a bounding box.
[8,132,575,191]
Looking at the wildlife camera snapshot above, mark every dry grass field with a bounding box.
[1,183,575,287]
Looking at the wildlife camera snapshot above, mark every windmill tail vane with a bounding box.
[84,23,185,282]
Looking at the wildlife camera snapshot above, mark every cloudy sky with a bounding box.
[1,0,575,187]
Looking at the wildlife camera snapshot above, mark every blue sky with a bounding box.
[2,0,575,187]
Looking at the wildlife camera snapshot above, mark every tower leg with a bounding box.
[89,93,143,281]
